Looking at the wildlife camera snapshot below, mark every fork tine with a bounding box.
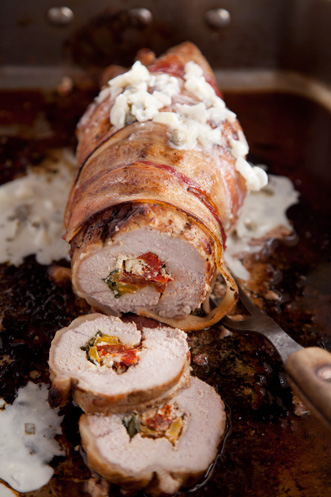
[220,276,305,368]
[235,279,261,315]
[221,315,257,332]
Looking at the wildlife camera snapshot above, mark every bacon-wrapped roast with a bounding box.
[64,42,267,331]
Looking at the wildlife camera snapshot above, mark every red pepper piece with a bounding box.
[96,344,139,366]
[145,404,173,431]
[119,252,173,293]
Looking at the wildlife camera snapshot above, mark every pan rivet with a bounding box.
[316,366,331,381]
[46,7,74,27]
[205,9,231,29]
[128,8,153,26]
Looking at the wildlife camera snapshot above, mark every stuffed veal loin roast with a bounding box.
[64,42,267,331]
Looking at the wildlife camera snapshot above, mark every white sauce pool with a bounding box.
[0,149,75,266]
[0,382,64,493]
[225,173,299,279]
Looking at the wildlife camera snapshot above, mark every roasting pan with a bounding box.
[1,1,331,496]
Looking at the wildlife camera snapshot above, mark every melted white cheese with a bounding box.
[0,149,75,266]
[0,382,64,493]
[225,174,299,279]
[105,60,267,191]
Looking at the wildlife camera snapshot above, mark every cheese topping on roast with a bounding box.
[106,60,267,191]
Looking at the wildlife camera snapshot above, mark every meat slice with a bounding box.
[70,203,217,321]
[48,313,190,414]
[79,376,226,496]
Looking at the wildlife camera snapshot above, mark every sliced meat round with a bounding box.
[79,376,226,496]
[48,313,190,414]
[70,203,217,321]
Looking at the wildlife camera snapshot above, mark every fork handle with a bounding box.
[286,347,331,430]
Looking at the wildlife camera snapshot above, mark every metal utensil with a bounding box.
[220,280,331,430]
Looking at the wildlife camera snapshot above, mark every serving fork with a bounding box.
[220,280,331,430]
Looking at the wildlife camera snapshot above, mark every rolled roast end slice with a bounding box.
[49,313,190,414]
[71,204,217,322]
[79,376,226,496]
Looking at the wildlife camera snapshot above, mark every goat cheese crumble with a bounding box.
[105,60,267,191]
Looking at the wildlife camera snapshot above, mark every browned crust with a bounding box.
[48,375,72,408]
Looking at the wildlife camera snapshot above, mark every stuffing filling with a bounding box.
[81,331,140,374]
[123,403,184,445]
[103,252,173,298]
